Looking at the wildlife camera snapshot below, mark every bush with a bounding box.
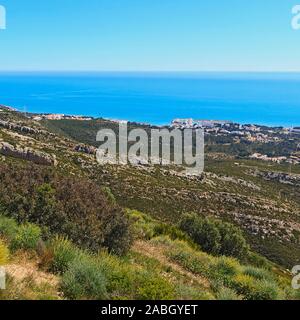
[0,215,18,241]
[153,223,197,248]
[136,271,174,300]
[95,252,135,298]
[11,223,41,251]
[231,274,256,298]
[0,240,9,265]
[179,213,249,258]
[251,279,281,300]
[128,210,156,240]
[101,187,117,205]
[60,256,107,300]
[175,283,215,300]
[0,164,133,255]
[230,274,281,300]
[243,266,273,281]
[47,236,82,274]
[215,220,249,259]
[216,287,242,300]
[179,214,221,255]
[211,256,241,284]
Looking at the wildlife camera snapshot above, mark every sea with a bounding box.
[0,72,300,127]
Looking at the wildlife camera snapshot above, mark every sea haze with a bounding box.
[0,72,300,127]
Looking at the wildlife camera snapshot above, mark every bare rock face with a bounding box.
[249,169,300,187]
[0,119,55,137]
[0,142,57,166]
[74,144,96,155]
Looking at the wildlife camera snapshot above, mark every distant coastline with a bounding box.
[1,72,300,127]
[2,104,300,132]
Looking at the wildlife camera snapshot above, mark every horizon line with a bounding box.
[1,70,300,73]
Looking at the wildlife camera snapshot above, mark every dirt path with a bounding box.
[133,240,210,289]
[5,252,58,287]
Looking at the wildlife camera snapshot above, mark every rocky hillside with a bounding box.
[0,107,299,271]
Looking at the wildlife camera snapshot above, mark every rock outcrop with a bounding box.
[0,142,57,166]
[0,119,55,137]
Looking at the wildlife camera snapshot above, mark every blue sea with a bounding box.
[0,72,300,127]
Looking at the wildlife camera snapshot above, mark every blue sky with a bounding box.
[0,0,300,71]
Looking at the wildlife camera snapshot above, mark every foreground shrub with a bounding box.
[94,252,135,298]
[60,256,107,300]
[128,210,157,240]
[136,271,175,300]
[211,256,241,284]
[0,240,9,265]
[243,266,273,281]
[231,274,281,300]
[0,215,18,241]
[180,213,221,255]
[47,236,82,274]
[215,220,249,259]
[0,164,133,254]
[11,223,41,251]
[179,213,249,258]
[216,287,242,300]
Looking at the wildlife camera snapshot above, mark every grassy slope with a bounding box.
[1,212,297,300]
[39,119,300,268]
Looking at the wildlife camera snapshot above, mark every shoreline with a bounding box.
[1,104,299,130]
[0,104,300,130]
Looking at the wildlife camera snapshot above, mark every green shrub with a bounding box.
[179,213,249,258]
[231,274,281,300]
[243,266,273,281]
[0,165,133,255]
[0,215,18,241]
[128,210,156,240]
[60,256,107,300]
[48,236,82,274]
[101,187,117,205]
[245,252,272,270]
[215,220,249,259]
[231,274,256,298]
[0,240,9,265]
[95,252,135,299]
[175,283,215,300]
[211,256,242,284]
[179,213,221,255]
[11,223,41,251]
[216,287,242,300]
[153,223,198,248]
[250,279,282,300]
[135,271,174,300]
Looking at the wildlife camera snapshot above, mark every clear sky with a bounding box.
[0,0,300,71]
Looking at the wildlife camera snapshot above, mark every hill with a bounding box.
[0,107,299,300]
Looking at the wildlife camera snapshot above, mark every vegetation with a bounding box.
[179,213,249,259]
[0,163,133,255]
[1,214,297,300]
[0,110,299,300]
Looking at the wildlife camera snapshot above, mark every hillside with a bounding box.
[42,117,300,268]
[0,107,299,300]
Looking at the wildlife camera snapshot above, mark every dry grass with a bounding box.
[133,240,210,289]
